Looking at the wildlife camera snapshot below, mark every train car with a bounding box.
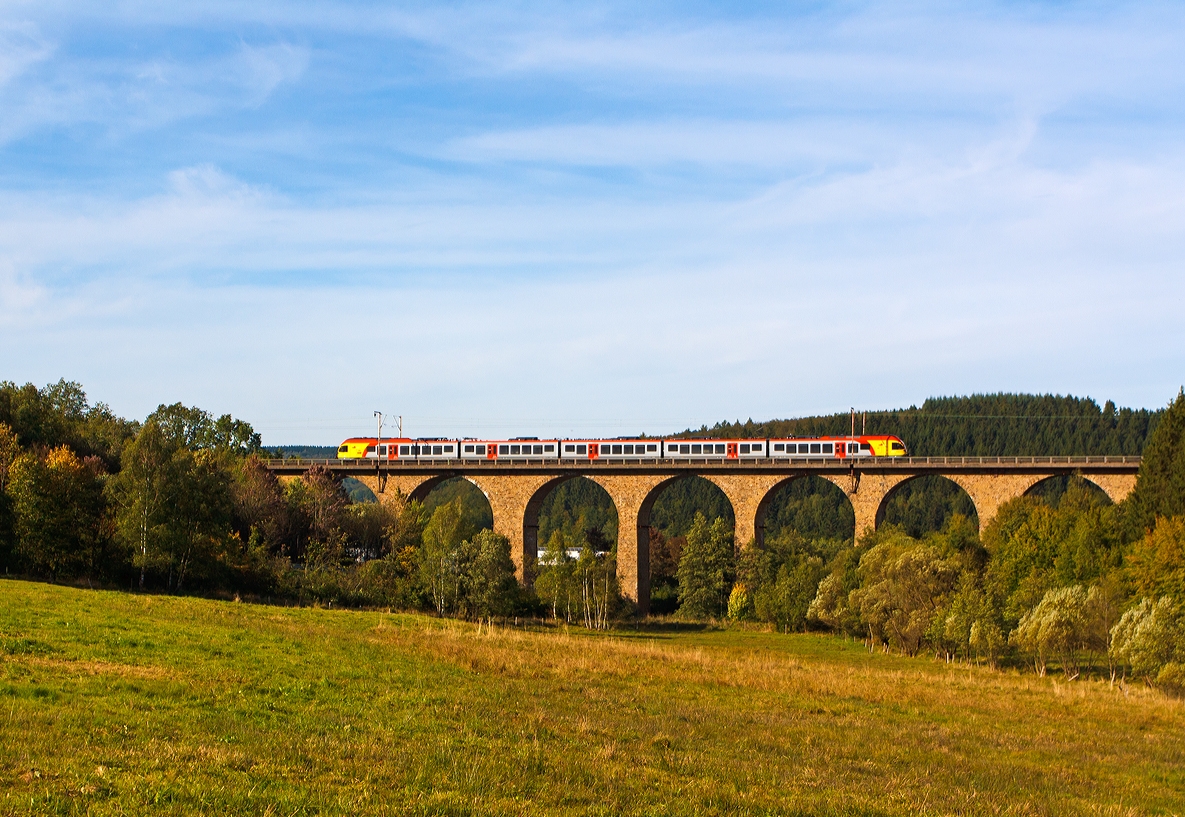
[662,439,767,459]
[374,438,413,460]
[769,435,907,458]
[561,440,661,460]
[460,439,561,460]
[395,439,460,460]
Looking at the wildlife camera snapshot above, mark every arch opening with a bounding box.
[529,475,621,625]
[535,476,620,559]
[879,475,979,537]
[417,476,494,543]
[646,475,735,615]
[1025,475,1113,509]
[756,475,856,551]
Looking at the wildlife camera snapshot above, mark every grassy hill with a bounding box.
[2,581,1183,815]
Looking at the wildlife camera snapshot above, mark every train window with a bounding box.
[338,445,348,453]
[796,444,807,454]
[409,445,418,455]
[822,443,833,454]
[378,445,386,455]
[891,442,905,451]
[647,444,657,452]
[509,445,519,455]
[544,444,554,453]
[609,444,620,455]
[810,443,821,454]
[499,445,509,455]
[445,445,454,453]
[774,443,784,452]
[365,445,375,454]
[679,444,689,454]
[739,444,750,454]
[533,445,543,455]
[399,445,409,455]
[564,444,575,453]
[753,444,762,453]
[464,445,474,453]
[577,444,587,455]
[848,443,858,454]
[623,444,634,454]
[860,443,871,452]
[689,444,700,454]
[431,445,441,455]
[476,445,487,455]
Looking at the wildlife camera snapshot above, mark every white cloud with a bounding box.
[0,20,50,86]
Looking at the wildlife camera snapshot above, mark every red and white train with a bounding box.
[336,435,907,461]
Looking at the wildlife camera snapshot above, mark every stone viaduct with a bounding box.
[266,456,1140,614]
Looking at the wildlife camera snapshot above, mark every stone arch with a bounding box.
[416,475,495,533]
[522,475,621,575]
[1024,473,1135,507]
[754,475,856,547]
[875,473,980,536]
[650,474,736,537]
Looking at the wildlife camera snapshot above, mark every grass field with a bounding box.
[1,580,1183,816]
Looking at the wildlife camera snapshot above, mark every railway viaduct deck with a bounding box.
[264,456,1140,613]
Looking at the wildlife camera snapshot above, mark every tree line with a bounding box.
[678,393,1159,456]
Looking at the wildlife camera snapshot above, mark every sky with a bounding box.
[1,1,1183,444]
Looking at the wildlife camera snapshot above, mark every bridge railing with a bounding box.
[261,455,1141,468]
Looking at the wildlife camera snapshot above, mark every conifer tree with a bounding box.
[1128,389,1185,531]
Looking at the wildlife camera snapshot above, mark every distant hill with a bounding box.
[672,393,1162,457]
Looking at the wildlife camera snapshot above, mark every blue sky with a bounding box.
[1,1,1183,444]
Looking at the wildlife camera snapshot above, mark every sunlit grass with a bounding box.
[2,579,1182,815]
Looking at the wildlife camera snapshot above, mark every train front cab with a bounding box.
[864,437,908,457]
[337,438,377,459]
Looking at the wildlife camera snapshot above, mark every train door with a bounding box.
[727,443,738,459]
[590,443,600,460]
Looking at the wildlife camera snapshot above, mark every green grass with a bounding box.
[1,580,1183,816]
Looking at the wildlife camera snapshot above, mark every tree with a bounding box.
[0,423,18,569]
[1110,597,1185,692]
[1012,585,1092,678]
[849,530,961,655]
[285,466,348,566]
[148,402,260,456]
[459,529,519,621]
[107,419,234,591]
[574,527,619,629]
[1126,515,1185,603]
[536,529,577,621]
[677,513,734,619]
[231,455,290,551]
[419,499,466,614]
[1127,389,1185,532]
[8,446,107,579]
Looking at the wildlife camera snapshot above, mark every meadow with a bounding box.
[1,580,1182,816]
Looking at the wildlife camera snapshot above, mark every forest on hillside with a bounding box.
[676,394,1159,456]
[3,380,1184,692]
